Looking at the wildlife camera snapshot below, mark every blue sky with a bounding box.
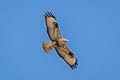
[0,0,120,80]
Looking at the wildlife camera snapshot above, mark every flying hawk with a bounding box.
[42,12,78,69]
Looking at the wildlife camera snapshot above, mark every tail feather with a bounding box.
[42,42,54,53]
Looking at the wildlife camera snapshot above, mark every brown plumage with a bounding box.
[42,11,78,69]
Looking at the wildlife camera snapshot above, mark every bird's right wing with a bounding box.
[55,45,78,69]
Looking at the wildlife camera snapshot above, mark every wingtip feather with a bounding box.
[70,58,78,70]
[44,11,56,19]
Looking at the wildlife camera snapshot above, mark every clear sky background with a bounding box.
[0,0,120,80]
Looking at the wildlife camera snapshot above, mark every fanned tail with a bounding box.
[42,41,56,53]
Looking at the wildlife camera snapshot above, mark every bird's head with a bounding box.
[58,38,69,46]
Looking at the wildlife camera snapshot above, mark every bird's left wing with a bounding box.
[55,45,78,69]
[44,12,62,41]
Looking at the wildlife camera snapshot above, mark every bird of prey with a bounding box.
[42,12,78,69]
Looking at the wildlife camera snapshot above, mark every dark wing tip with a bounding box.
[44,11,56,19]
[67,52,78,69]
[70,59,78,70]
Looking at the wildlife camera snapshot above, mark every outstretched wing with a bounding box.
[55,45,78,69]
[44,12,62,41]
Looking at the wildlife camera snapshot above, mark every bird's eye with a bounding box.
[53,22,58,27]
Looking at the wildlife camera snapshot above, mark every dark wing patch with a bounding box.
[53,22,58,28]
[66,52,78,69]
[55,46,78,70]
[44,11,62,41]
[68,52,74,58]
